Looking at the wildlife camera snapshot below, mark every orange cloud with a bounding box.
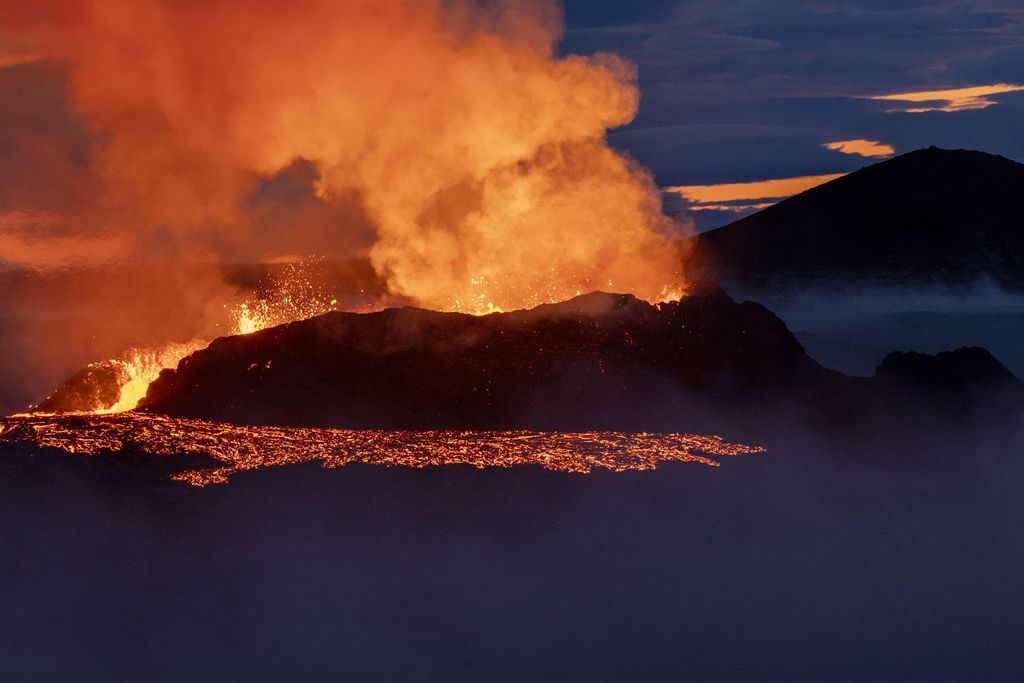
[1,0,684,313]
[871,83,1024,113]
[0,210,127,269]
[823,139,894,158]
[0,51,38,68]
[665,173,846,206]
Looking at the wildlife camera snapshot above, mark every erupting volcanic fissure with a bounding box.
[6,0,693,413]
[33,264,344,414]
[96,342,208,414]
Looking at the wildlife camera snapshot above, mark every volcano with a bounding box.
[687,147,1024,290]
[135,285,831,431]
[41,284,998,433]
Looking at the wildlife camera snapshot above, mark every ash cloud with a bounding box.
[0,0,685,312]
[0,0,692,410]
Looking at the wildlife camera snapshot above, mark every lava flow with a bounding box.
[0,413,764,486]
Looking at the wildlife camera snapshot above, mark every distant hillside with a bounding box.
[686,147,1024,290]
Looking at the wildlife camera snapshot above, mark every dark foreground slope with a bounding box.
[131,286,1022,433]
[688,147,1024,289]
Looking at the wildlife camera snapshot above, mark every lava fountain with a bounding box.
[32,264,344,415]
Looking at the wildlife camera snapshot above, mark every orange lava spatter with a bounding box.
[64,265,343,415]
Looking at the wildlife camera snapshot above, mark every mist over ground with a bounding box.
[2,414,1023,680]
[725,279,1024,377]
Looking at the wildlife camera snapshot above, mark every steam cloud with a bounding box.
[4,0,685,312]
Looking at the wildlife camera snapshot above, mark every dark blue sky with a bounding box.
[562,0,1024,227]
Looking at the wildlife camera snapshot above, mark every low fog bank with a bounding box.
[1,415,1023,680]
[726,279,1024,377]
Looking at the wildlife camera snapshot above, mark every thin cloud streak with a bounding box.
[871,83,1024,113]
[665,173,846,205]
[685,202,775,213]
[0,53,38,69]
[0,210,126,270]
[824,139,894,158]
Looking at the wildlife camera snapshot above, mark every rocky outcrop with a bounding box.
[876,347,1020,394]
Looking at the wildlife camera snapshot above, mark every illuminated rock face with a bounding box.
[34,361,128,414]
[139,285,833,430]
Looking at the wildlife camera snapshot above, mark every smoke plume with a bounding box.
[3,0,684,312]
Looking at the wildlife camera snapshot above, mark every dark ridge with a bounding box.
[875,346,1020,393]
[820,346,1024,435]
[138,284,831,430]
[126,284,1021,432]
[686,147,1024,290]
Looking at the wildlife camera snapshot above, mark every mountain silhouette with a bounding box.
[687,147,1024,290]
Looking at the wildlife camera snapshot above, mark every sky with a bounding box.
[562,0,1024,229]
[1,0,1022,250]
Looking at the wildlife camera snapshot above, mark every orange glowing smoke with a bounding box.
[11,0,685,313]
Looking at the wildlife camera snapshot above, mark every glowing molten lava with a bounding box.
[97,342,208,414]
[33,266,344,415]
[0,413,765,486]
[227,268,341,335]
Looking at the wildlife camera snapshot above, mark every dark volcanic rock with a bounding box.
[687,147,1024,290]
[34,360,128,414]
[876,346,1020,394]
[140,285,834,430]
[819,346,1024,434]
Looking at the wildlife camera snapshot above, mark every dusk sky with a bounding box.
[1,0,1022,257]
[564,0,1024,228]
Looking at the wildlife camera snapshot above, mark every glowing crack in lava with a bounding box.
[0,414,765,487]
